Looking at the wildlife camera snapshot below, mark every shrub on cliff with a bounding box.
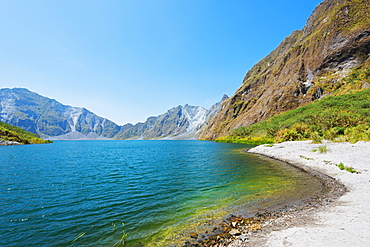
[0,121,52,145]
[216,89,370,144]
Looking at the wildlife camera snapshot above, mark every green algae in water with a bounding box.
[0,141,323,247]
[126,150,323,247]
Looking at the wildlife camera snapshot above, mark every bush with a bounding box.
[344,124,370,143]
[323,128,338,140]
[220,89,370,145]
[318,145,329,153]
[230,127,253,137]
[276,129,299,142]
[310,131,323,143]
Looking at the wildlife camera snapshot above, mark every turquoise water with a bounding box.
[0,140,322,246]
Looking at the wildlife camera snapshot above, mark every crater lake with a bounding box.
[0,140,323,246]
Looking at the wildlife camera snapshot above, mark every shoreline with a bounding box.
[0,140,21,146]
[184,140,370,246]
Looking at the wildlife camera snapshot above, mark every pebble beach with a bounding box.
[185,140,370,247]
[246,140,370,247]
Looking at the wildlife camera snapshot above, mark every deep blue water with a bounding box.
[0,140,321,246]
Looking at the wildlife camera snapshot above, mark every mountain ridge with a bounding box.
[0,87,121,139]
[113,95,228,140]
[200,0,370,140]
[0,87,227,140]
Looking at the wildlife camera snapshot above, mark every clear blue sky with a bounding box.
[0,0,323,125]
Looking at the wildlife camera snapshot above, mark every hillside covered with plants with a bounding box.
[216,88,370,145]
[201,0,370,140]
[0,121,52,145]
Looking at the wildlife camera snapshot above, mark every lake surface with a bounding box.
[0,140,323,246]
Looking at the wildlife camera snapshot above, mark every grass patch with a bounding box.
[216,89,370,145]
[113,223,127,247]
[318,145,329,153]
[215,135,274,145]
[300,155,313,160]
[336,162,360,173]
[0,121,52,145]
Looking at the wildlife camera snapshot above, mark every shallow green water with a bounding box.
[0,140,322,246]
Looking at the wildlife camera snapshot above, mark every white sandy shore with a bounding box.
[246,140,370,247]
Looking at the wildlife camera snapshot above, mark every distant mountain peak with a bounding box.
[0,87,227,140]
[115,100,222,140]
[0,88,121,139]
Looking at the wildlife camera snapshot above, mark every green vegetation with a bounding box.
[300,155,313,160]
[318,145,329,153]
[113,223,127,247]
[71,232,86,244]
[336,162,360,174]
[337,0,370,33]
[0,121,52,145]
[216,89,370,145]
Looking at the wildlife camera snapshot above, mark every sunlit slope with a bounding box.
[201,0,370,139]
[0,121,51,145]
[216,89,370,144]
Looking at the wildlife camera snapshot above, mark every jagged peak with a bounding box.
[221,94,229,101]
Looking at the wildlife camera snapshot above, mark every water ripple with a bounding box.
[0,140,323,246]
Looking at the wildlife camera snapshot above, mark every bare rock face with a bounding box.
[0,139,21,146]
[115,104,209,140]
[0,88,121,139]
[115,95,228,140]
[0,88,228,140]
[200,0,370,140]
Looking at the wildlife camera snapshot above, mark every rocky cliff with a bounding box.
[200,0,370,140]
[0,88,227,140]
[115,95,228,140]
[0,88,121,139]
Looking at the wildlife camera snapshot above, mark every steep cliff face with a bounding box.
[0,88,120,139]
[115,95,228,140]
[0,88,227,140]
[201,0,370,140]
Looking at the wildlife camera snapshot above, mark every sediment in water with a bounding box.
[181,151,347,247]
